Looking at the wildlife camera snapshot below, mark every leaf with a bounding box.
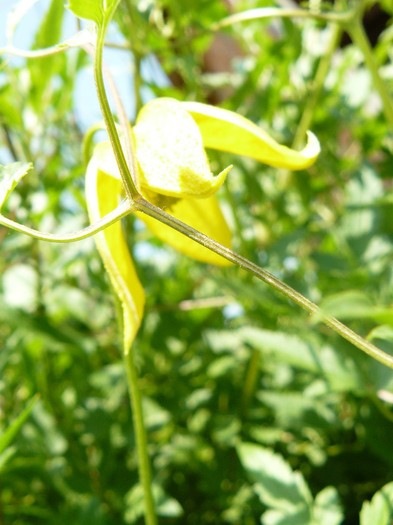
[360,482,393,525]
[0,396,39,459]
[320,290,393,325]
[237,442,312,522]
[238,327,363,392]
[134,98,231,198]
[182,101,320,170]
[125,483,183,523]
[312,487,343,525]
[67,0,104,24]
[85,157,145,351]
[0,162,33,209]
[28,0,65,110]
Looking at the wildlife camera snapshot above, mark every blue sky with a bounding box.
[0,0,139,131]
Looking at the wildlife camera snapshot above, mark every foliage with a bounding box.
[1,0,393,524]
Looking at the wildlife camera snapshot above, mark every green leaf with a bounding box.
[0,162,33,210]
[312,487,343,525]
[360,482,393,525]
[28,0,65,110]
[237,442,312,518]
[67,0,104,24]
[320,291,393,325]
[125,483,183,522]
[0,396,39,459]
[238,327,363,392]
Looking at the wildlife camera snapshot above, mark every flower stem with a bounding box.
[134,196,393,370]
[123,348,157,525]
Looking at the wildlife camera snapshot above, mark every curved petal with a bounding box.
[182,101,320,170]
[137,196,232,266]
[85,157,145,351]
[134,98,231,198]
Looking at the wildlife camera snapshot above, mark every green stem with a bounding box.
[123,0,143,114]
[347,20,393,134]
[213,6,354,30]
[94,24,139,201]
[0,200,131,242]
[133,196,393,370]
[241,348,260,419]
[93,8,156,524]
[124,349,157,525]
[133,53,143,115]
[292,23,343,150]
[278,20,342,189]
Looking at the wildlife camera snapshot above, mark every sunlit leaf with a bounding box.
[313,487,343,525]
[0,162,33,209]
[237,442,313,523]
[360,482,393,525]
[67,0,104,24]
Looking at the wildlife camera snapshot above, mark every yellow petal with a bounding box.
[182,101,320,170]
[85,157,145,351]
[136,196,232,266]
[134,98,231,198]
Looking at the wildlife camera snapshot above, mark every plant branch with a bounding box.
[0,200,131,243]
[133,196,393,370]
[213,6,354,30]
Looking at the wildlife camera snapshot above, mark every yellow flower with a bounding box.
[85,98,320,349]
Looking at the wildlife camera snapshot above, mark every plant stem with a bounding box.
[347,20,393,134]
[133,196,393,370]
[0,200,131,242]
[213,6,354,30]
[292,23,343,151]
[124,348,157,525]
[93,9,157,524]
[279,20,342,189]
[94,24,139,201]
[241,348,260,419]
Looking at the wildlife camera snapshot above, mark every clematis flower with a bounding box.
[85,98,320,349]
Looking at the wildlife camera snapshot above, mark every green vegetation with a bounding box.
[1,0,393,523]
